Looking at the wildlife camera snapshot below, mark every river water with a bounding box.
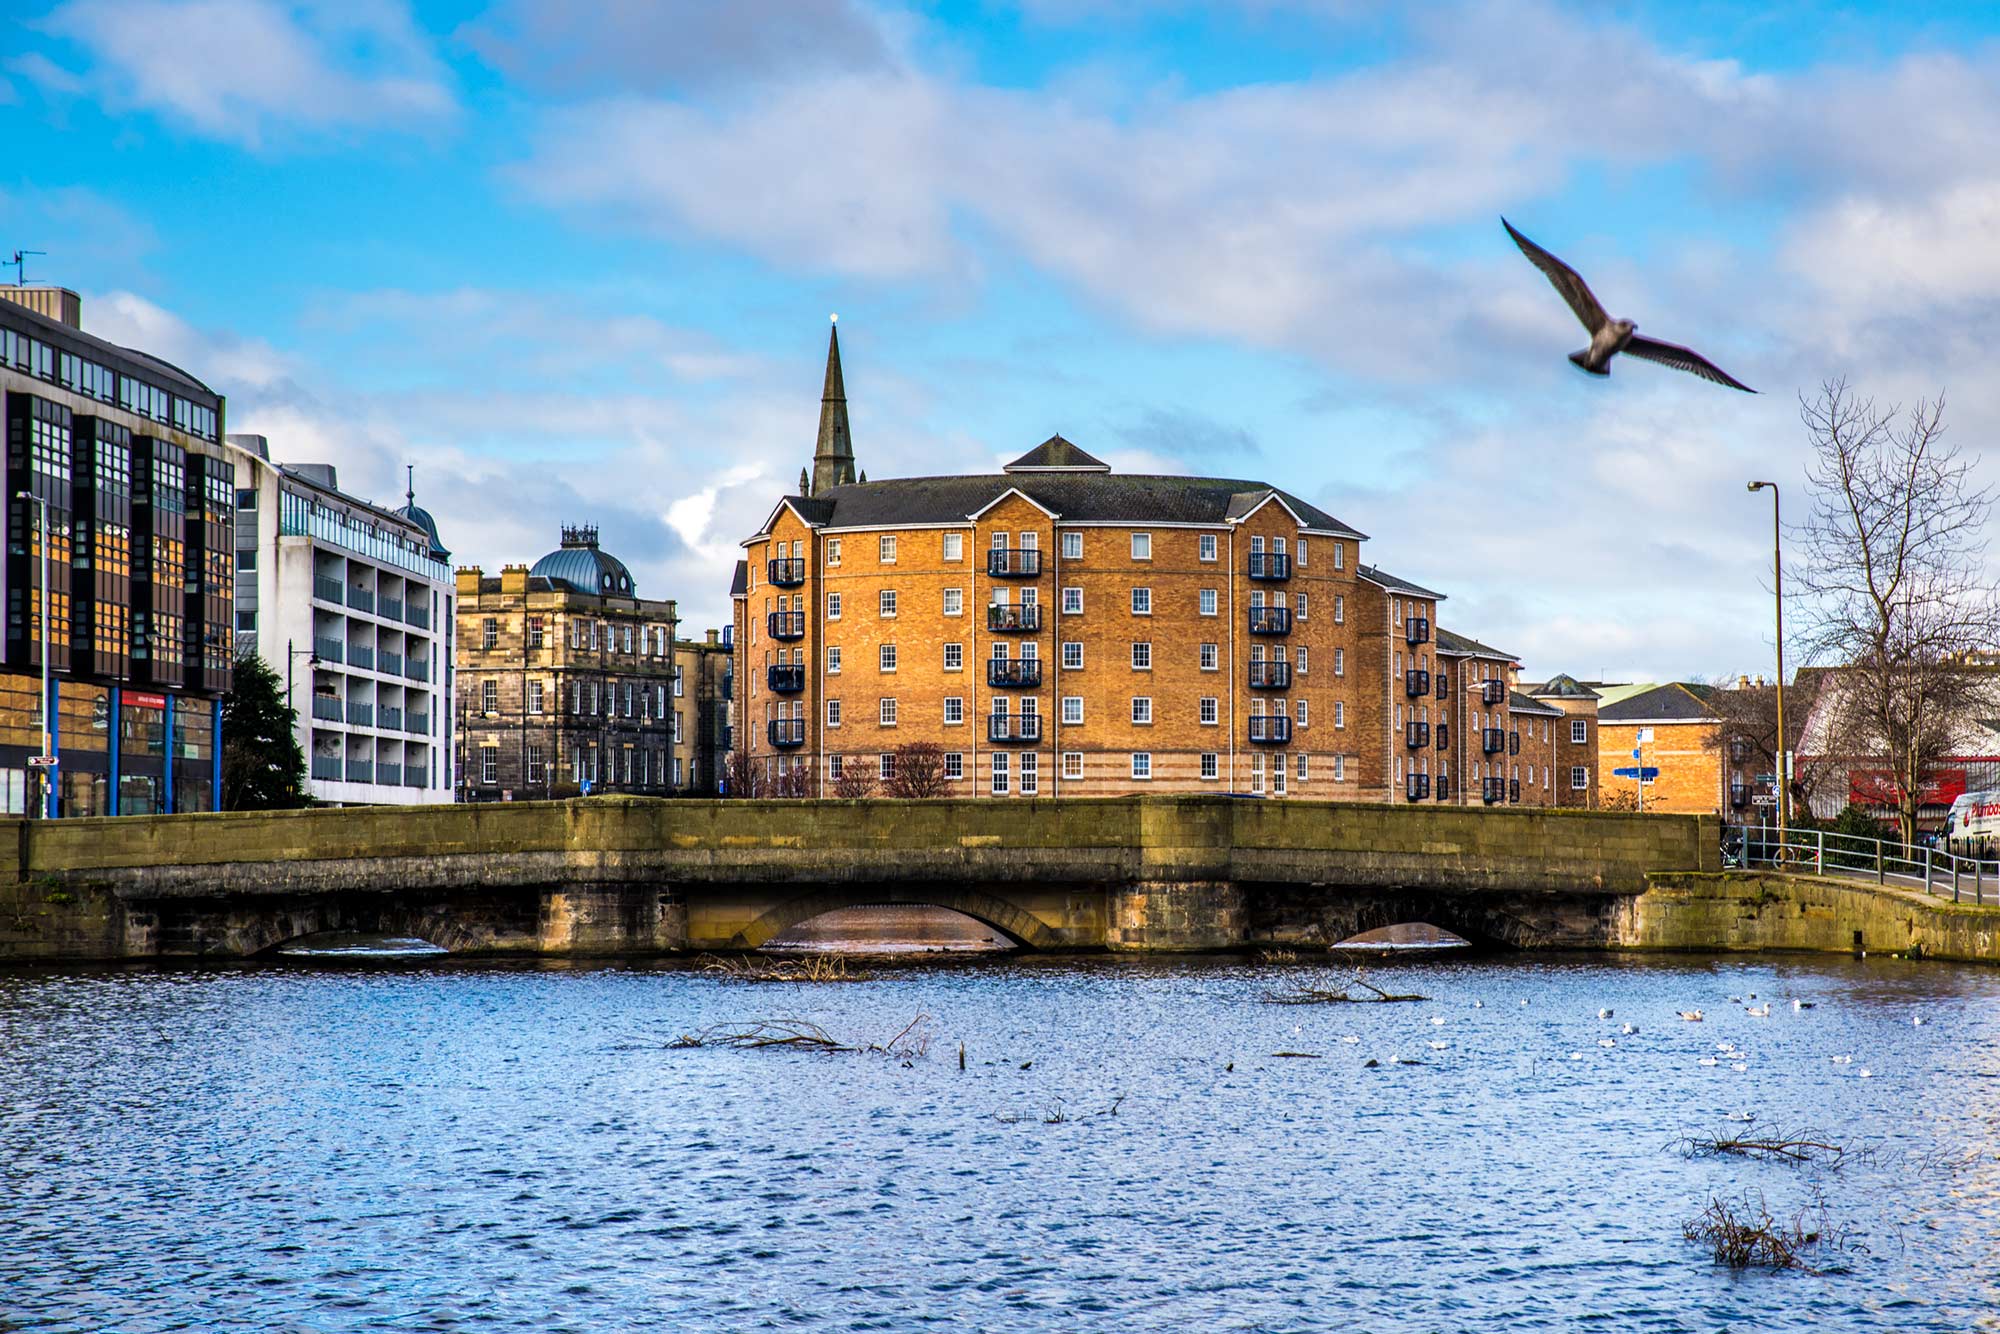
[3,951,1998,1332]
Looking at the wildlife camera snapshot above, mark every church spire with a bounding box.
[811,316,856,494]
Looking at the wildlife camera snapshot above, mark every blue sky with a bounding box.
[5,0,1999,680]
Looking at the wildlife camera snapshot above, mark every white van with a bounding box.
[1943,789,2000,859]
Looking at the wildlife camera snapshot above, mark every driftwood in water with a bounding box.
[1262,971,1427,1005]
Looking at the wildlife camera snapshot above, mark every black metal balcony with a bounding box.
[1436,722,1449,750]
[987,714,1042,742]
[1482,778,1504,804]
[1405,721,1430,749]
[767,664,806,693]
[987,658,1042,688]
[1406,773,1431,801]
[987,548,1042,577]
[1247,552,1291,581]
[1247,606,1292,635]
[1248,715,1292,744]
[768,718,806,748]
[1405,668,1430,698]
[1436,672,1449,700]
[767,557,806,587]
[1482,727,1506,754]
[1481,679,1506,705]
[1248,660,1291,689]
[1729,781,1749,808]
[1508,730,1521,756]
[988,604,1041,633]
[1437,776,1452,801]
[767,611,806,641]
[1509,779,1522,804]
[1405,616,1430,645]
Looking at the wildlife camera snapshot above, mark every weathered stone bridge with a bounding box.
[0,796,1731,961]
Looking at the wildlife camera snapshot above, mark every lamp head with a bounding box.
[1747,481,1769,492]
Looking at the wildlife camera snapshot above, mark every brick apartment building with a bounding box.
[1594,682,1730,814]
[732,325,1599,803]
[1527,673,1601,808]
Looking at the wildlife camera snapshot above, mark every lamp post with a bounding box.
[15,490,50,818]
[284,638,320,713]
[1746,481,1788,840]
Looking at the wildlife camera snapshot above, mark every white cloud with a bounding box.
[30,0,454,148]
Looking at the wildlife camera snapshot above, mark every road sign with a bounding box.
[27,755,56,769]
[1637,728,1654,743]
[1611,766,1659,781]
[1751,794,1777,805]
[1631,748,1641,760]
[1756,772,1776,784]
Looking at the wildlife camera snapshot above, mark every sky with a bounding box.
[3,0,1998,681]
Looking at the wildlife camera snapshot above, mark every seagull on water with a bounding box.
[1502,218,1755,393]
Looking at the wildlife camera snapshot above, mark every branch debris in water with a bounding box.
[1676,1127,1851,1167]
[696,953,873,983]
[1262,970,1427,1005]
[1683,1189,1843,1272]
[668,1013,933,1059]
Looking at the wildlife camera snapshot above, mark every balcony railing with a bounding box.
[987,659,1042,688]
[768,611,806,641]
[1248,715,1292,744]
[1509,779,1522,804]
[406,604,430,631]
[379,650,404,677]
[346,701,373,727]
[405,659,430,683]
[1406,773,1431,801]
[379,706,404,732]
[1482,778,1504,804]
[1436,673,1449,700]
[348,646,375,671]
[379,597,404,623]
[313,636,344,664]
[767,557,806,587]
[768,719,806,748]
[987,604,1041,633]
[767,664,806,693]
[311,696,343,723]
[1405,721,1430,749]
[312,575,344,605]
[404,769,427,789]
[345,760,373,784]
[347,588,375,614]
[310,755,342,781]
[1248,660,1290,689]
[987,714,1042,742]
[1436,722,1449,751]
[1405,616,1430,645]
[377,761,402,787]
[1730,782,1749,808]
[1482,728,1507,754]
[1405,669,1430,698]
[1437,776,1452,801]
[407,713,429,736]
[1482,680,1506,705]
[1508,730,1521,756]
[1247,606,1292,635]
[987,549,1042,577]
[1247,552,1291,581]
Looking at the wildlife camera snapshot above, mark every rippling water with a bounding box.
[4,952,1999,1332]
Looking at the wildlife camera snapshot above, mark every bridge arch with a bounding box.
[731,885,1061,951]
[244,901,489,957]
[1312,891,1550,951]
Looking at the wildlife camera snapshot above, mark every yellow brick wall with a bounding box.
[1598,720,1722,813]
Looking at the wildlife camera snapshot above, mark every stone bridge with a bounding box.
[0,796,1724,961]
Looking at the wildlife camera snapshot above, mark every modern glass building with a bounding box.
[0,287,233,816]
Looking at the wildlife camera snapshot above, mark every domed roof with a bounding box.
[531,525,636,596]
[396,467,451,561]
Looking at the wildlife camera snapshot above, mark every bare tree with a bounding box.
[772,763,812,799]
[720,750,764,798]
[884,742,950,798]
[832,761,878,798]
[1794,379,2000,842]
[1701,675,1836,817]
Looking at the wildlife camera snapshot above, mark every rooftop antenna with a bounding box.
[405,463,415,507]
[7,250,45,286]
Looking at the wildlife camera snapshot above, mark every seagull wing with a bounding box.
[1502,217,1606,335]
[1623,335,1757,393]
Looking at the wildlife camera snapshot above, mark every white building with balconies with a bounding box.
[227,436,455,804]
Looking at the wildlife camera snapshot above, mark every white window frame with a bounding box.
[879,589,897,618]
[944,642,963,671]
[1571,719,1588,744]
[1335,701,1346,729]
[943,588,963,617]
[1131,641,1152,670]
[1062,531,1082,560]
[1198,533,1217,562]
[879,644,897,672]
[826,538,842,566]
[826,646,842,674]
[1131,697,1153,725]
[1130,532,1151,561]
[991,752,1010,794]
[944,752,964,780]
[1062,586,1083,615]
[1062,641,1083,670]
[1200,753,1218,780]
[942,532,963,562]
[826,699,842,727]
[1334,648,1345,677]
[1572,765,1589,790]
[880,697,898,727]
[827,592,842,619]
[1200,643,1218,671]
[1131,752,1152,780]
[1062,696,1083,725]
[879,534,897,564]
[1062,751,1084,780]
[1131,587,1152,615]
[944,696,964,725]
[1199,697,1218,725]
[1199,588,1217,616]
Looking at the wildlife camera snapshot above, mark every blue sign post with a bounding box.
[1611,766,1660,781]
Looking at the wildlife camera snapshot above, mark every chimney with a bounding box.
[455,566,483,597]
[500,563,530,595]
[1738,674,1750,689]
[705,629,719,645]
[0,287,82,329]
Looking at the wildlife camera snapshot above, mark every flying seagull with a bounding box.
[1502,217,1755,393]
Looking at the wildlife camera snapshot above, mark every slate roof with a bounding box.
[1357,564,1446,600]
[1436,626,1518,662]
[730,560,748,597]
[1598,682,1719,723]
[1004,435,1110,472]
[1509,690,1564,717]
[1529,673,1601,700]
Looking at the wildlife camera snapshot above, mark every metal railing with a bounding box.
[406,604,430,631]
[344,760,373,783]
[987,659,1042,688]
[1247,606,1292,635]
[346,701,373,726]
[348,645,375,671]
[310,755,342,781]
[1248,715,1291,743]
[1405,669,1430,698]
[768,719,806,747]
[1405,773,1430,801]
[379,706,404,731]
[1436,722,1449,750]
[987,714,1042,742]
[311,696,343,722]
[1405,721,1429,749]
[1248,660,1290,689]
[1481,680,1506,705]
[1405,616,1430,645]
[347,587,375,614]
[987,549,1042,577]
[1247,552,1290,580]
[313,575,344,605]
[767,558,806,587]
[407,713,429,735]
[379,597,405,622]
[377,761,402,787]
[768,664,806,693]
[987,604,1040,633]
[313,637,344,664]
[405,659,430,683]
[767,611,806,641]
[1481,727,1506,754]
[379,650,404,677]
[1735,825,2000,906]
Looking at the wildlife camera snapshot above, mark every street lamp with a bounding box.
[1746,481,1788,840]
[15,490,50,818]
[284,638,320,712]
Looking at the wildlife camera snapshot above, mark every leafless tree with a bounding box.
[720,750,765,798]
[884,742,950,798]
[831,761,878,798]
[1794,379,2000,842]
[772,763,812,799]
[1701,675,1836,816]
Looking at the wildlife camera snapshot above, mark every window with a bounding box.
[1062,531,1082,560]
[1062,587,1082,614]
[1199,588,1217,616]
[1335,701,1346,729]
[1131,642,1152,670]
[827,592,842,619]
[827,539,842,566]
[527,616,544,649]
[1020,752,1039,795]
[1572,766,1589,790]
[879,644,897,672]
[879,590,897,617]
[879,535,897,563]
[880,698,898,726]
[1201,753,1219,780]
[1297,538,1309,567]
[1334,648,1345,677]
[1051,697,1078,727]
[944,642,963,671]
[1571,719,1588,744]
[943,588,963,616]
[572,682,583,714]
[527,746,545,784]
[1131,752,1152,780]
[1062,641,1084,670]
[1199,697,1218,725]
[827,699,842,727]
[481,617,497,650]
[880,752,896,782]
[1058,751,1081,780]
[1334,755,1346,781]
[827,646,842,674]
[1131,697,1153,725]
[1296,753,1309,781]
[527,679,544,714]
[1297,594,1308,621]
[481,749,497,784]
[943,532,963,562]
[1131,587,1152,615]
[1296,700,1310,727]
[1199,534,1217,562]
[1297,648,1309,675]
[1200,643,1218,671]
[944,696,964,725]
[1130,532,1151,560]
[828,754,845,781]
[623,625,634,654]
[1332,542,1344,570]
[944,752,964,780]
[482,679,498,714]
[992,753,1010,794]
